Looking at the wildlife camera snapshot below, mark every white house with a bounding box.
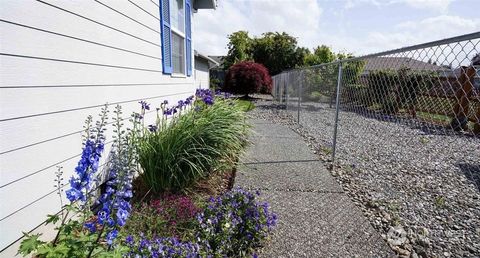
[194,50,219,89]
[0,0,216,255]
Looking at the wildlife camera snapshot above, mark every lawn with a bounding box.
[236,99,255,112]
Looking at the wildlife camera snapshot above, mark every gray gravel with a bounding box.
[236,117,394,257]
[249,98,480,258]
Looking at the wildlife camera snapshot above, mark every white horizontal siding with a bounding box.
[195,57,210,89]
[0,0,196,251]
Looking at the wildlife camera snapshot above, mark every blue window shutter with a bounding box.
[186,0,192,76]
[160,0,173,74]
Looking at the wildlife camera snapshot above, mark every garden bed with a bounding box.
[18,90,277,258]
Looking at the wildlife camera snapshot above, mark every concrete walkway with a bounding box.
[235,119,394,257]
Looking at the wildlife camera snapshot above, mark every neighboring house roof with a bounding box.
[194,50,219,68]
[208,56,225,68]
[363,57,448,72]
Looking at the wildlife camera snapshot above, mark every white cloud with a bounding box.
[404,0,453,12]
[300,15,480,56]
[193,1,478,59]
[193,0,323,55]
[343,0,454,12]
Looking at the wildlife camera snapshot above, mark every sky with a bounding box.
[193,0,480,57]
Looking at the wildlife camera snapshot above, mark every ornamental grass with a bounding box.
[137,91,250,193]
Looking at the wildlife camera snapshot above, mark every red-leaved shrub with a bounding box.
[224,61,272,96]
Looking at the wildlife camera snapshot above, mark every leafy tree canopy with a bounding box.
[251,32,307,75]
[223,31,358,75]
[223,31,253,70]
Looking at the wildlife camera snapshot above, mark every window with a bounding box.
[170,0,184,33]
[171,0,185,75]
[172,32,185,74]
[160,0,192,76]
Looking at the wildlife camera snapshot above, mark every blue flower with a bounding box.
[116,208,129,226]
[84,222,96,233]
[105,229,118,245]
[203,96,214,105]
[139,101,150,110]
[125,235,134,246]
[148,124,158,132]
[177,100,185,108]
[163,108,173,116]
[65,188,83,202]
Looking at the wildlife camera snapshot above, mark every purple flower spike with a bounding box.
[139,101,150,110]
[148,124,158,132]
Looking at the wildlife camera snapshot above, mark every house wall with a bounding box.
[0,0,196,253]
[195,56,210,89]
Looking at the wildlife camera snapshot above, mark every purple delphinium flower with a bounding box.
[163,108,173,116]
[195,89,215,105]
[126,235,206,257]
[177,100,185,109]
[66,139,104,202]
[203,96,214,105]
[84,221,96,233]
[125,235,134,246]
[139,101,150,111]
[148,124,158,132]
[195,188,277,256]
[84,106,135,246]
[105,229,118,245]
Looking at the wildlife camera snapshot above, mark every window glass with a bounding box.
[170,0,184,33]
[172,32,185,74]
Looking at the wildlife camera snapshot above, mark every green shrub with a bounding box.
[137,97,250,192]
[307,91,324,102]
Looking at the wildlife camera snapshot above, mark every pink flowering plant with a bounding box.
[123,194,200,240]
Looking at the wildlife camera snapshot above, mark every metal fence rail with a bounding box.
[271,32,480,257]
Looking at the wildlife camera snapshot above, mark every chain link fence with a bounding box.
[272,32,480,257]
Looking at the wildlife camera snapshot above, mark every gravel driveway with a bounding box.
[251,98,480,258]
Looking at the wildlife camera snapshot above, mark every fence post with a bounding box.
[285,73,289,111]
[332,63,343,163]
[297,71,302,123]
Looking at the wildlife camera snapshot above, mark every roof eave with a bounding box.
[193,0,217,10]
[195,50,220,67]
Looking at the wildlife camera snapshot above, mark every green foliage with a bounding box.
[304,45,336,66]
[18,206,115,258]
[306,91,325,102]
[224,31,253,70]
[18,233,44,256]
[137,98,250,192]
[364,68,436,114]
[251,32,306,75]
[210,77,221,91]
[236,99,255,112]
[301,65,338,102]
[122,195,201,241]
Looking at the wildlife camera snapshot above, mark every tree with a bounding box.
[223,31,253,70]
[304,45,336,66]
[251,32,306,75]
[224,61,272,97]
